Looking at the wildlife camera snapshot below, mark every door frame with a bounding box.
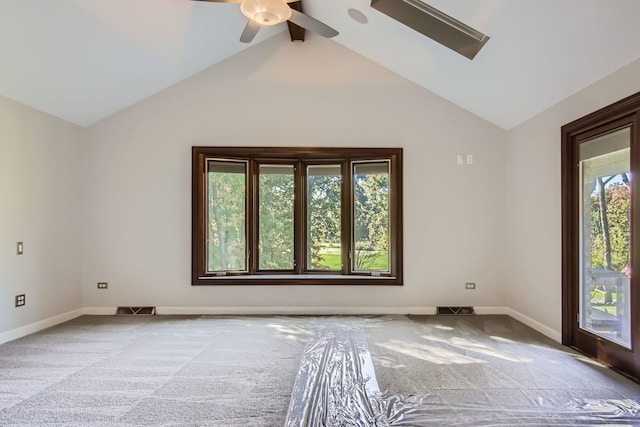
[562,91,640,379]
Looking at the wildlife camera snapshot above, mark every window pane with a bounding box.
[259,165,295,270]
[579,128,631,348]
[307,165,342,270]
[207,160,246,272]
[353,161,390,272]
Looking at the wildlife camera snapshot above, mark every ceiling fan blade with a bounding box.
[370,0,489,60]
[288,9,338,38]
[240,19,261,43]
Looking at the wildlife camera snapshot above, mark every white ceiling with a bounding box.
[1,0,640,129]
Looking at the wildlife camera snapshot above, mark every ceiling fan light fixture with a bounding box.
[240,0,292,26]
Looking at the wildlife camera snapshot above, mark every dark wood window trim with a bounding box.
[192,147,403,286]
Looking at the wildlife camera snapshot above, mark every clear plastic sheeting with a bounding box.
[284,325,386,426]
[285,319,640,427]
[379,394,640,426]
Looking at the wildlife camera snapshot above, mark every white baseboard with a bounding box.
[0,306,562,345]
[473,306,508,315]
[505,307,562,342]
[156,306,439,316]
[0,309,84,345]
[156,306,512,316]
[82,307,117,315]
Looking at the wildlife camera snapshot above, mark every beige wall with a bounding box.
[9,33,639,340]
[505,57,640,335]
[82,34,508,313]
[0,95,83,337]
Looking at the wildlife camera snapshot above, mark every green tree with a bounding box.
[590,177,630,272]
[354,172,389,270]
[208,170,246,271]
[208,163,394,273]
[307,174,342,269]
[259,172,294,269]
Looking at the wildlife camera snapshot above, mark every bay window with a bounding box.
[192,147,402,285]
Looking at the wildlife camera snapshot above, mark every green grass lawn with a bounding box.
[314,249,388,271]
[591,289,618,316]
[320,253,341,270]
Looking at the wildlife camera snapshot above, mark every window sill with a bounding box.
[192,274,402,286]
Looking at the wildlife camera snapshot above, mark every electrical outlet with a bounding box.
[15,294,25,307]
[97,282,108,289]
[465,282,476,290]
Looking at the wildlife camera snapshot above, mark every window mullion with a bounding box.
[294,160,304,275]
[390,153,401,279]
[248,159,257,275]
[342,160,352,275]
[299,160,308,274]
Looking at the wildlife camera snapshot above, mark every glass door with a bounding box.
[579,128,631,348]
[562,91,640,380]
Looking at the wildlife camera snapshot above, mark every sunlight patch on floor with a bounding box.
[376,340,487,365]
[421,335,534,363]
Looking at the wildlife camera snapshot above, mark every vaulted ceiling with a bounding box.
[1,0,640,129]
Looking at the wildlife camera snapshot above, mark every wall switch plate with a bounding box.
[456,154,464,165]
[97,282,108,289]
[465,282,476,289]
[16,242,23,255]
[466,154,474,164]
[15,294,25,307]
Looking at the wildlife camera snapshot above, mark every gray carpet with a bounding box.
[0,315,639,426]
[366,315,640,425]
[0,316,308,426]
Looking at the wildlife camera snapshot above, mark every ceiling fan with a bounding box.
[193,0,339,43]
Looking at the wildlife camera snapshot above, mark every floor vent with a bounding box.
[437,306,475,315]
[116,306,156,316]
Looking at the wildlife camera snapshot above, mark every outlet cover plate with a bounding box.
[465,282,476,289]
[15,294,25,307]
[97,282,108,289]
